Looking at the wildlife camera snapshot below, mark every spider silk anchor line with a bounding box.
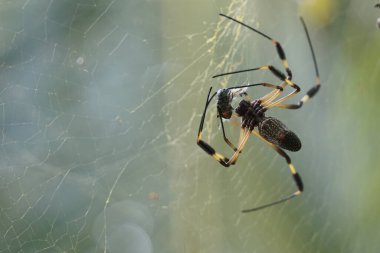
[197,13,321,213]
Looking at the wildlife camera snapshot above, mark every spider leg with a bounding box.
[267,17,321,109]
[214,15,321,110]
[269,79,319,109]
[260,82,287,106]
[213,65,287,81]
[221,65,301,110]
[264,79,301,109]
[197,87,243,167]
[218,110,238,152]
[197,128,250,167]
[197,89,252,167]
[241,130,303,212]
[229,128,247,165]
[213,65,301,110]
[223,127,251,165]
[217,13,293,79]
[228,128,251,165]
[222,82,277,90]
[197,88,229,167]
[224,82,285,105]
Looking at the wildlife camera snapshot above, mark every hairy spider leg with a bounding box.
[241,130,303,212]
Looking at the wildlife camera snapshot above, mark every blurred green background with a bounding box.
[0,0,379,252]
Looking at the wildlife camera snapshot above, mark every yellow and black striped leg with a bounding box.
[213,65,300,109]
[225,82,285,104]
[241,131,303,213]
[228,128,251,165]
[260,82,287,107]
[271,17,321,110]
[197,87,229,167]
[215,14,293,80]
[197,87,246,167]
[223,81,286,107]
[197,136,230,167]
[231,128,248,165]
[213,64,288,82]
[197,128,250,168]
[197,112,251,167]
[256,82,284,102]
[273,81,320,109]
[213,64,301,111]
[214,64,300,110]
[265,79,301,109]
[223,82,281,91]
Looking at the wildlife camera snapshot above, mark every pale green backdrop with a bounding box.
[0,0,379,252]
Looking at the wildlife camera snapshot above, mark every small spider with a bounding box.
[217,87,248,119]
[197,14,321,212]
[215,87,249,153]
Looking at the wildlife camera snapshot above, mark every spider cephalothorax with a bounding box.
[235,99,266,129]
[235,99,301,151]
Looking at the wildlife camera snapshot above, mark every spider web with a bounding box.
[1,0,380,252]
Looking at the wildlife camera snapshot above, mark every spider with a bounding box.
[197,14,321,212]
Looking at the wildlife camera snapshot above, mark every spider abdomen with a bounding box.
[258,117,301,152]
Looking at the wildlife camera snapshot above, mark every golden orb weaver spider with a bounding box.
[197,14,321,212]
